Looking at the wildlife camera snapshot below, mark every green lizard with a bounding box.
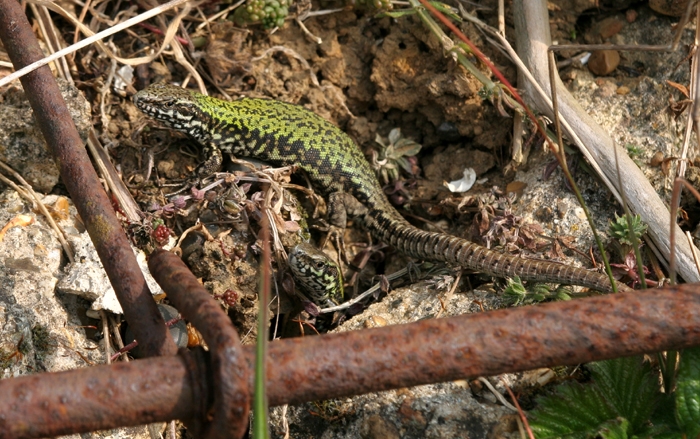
[134,83,633,295]
[226,161,344,306]
[288,242,344,307]
[276,188,344,306]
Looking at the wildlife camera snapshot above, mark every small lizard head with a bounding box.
[134,84,210,139]
[288,242,344,307]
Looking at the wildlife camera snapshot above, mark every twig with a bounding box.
[0,159,75,263]
[99,310,112,364]
[319,265,416,313]
[478,377,517,411]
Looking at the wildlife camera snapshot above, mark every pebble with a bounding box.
[506,181,527,197]
[596,16,625,39]
[650,151,665,167]
[363,315,388,328]
[360,415,400,439]
[649,0,690,17]
[588,50,620,76]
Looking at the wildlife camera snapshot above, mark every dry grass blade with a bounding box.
[0,159,75,263]
[0,0,190,87]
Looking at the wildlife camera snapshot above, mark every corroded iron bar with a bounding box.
[1,283,699,438]
[148,250,250,438]
[265,282,700,404]
[0,354,194,438]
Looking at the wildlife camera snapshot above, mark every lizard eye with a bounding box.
[314,260,324,269]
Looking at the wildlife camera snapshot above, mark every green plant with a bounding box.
[529,350,700,438]
[232,0,291,29]
[609,214,647,247]
[370,128,422,185]
[352,0,393,12]
[608,213,648,281]
[674,347,700,437]
[625,143,643,158]
[625,144,645,167]
[502,276,572,306]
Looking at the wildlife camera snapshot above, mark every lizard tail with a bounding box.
[366,211,633,294]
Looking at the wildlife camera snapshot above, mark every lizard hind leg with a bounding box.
[317,192,370,265]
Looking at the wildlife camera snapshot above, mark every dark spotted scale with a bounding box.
[134,84,633,294]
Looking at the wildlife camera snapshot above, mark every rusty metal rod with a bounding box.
[1,282,699,438]
[148,250,250,438]
[0,0,176,357]
[265,282,700,405]
[0,354,195,439]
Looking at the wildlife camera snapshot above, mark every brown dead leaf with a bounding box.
[506,181,527,197]
[546,238,566,260]
[666,80,689,97]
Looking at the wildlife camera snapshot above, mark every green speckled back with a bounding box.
[134,84,388,208]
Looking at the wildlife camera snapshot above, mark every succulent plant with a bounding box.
[370,128,422,186]
[232,0,291,29]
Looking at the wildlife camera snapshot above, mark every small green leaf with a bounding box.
[596,417,630,439]
[380,1,458,20]
[427,1,461,21]
[625,143,643,157]
[503,276,527,305]
[529,381,619,438]
[531,293,546,302]
[636,412,684,439]
[650,393,676,430]
[530,356,662,438]
[396,157,413,174]
[393,138,422,157]
[533,283,554,295]
[588,357,659,428]
[387,127,402,145]
[380,9,416,18]
[555,290,572,301]
[675,346,700,437]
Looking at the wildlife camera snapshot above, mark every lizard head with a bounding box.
[133,84,209,137]
[288,242,344,307]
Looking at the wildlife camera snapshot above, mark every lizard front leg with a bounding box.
[196,143,224,178]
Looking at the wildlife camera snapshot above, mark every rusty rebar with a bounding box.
[265,282,700,405]
[2,282,700,439]
[0,0,176,357]
[148,250,250,438]
[0,354,195,438]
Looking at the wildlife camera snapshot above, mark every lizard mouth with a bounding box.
[132,98,158,119]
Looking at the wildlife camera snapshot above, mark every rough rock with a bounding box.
[0,79,90,192]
